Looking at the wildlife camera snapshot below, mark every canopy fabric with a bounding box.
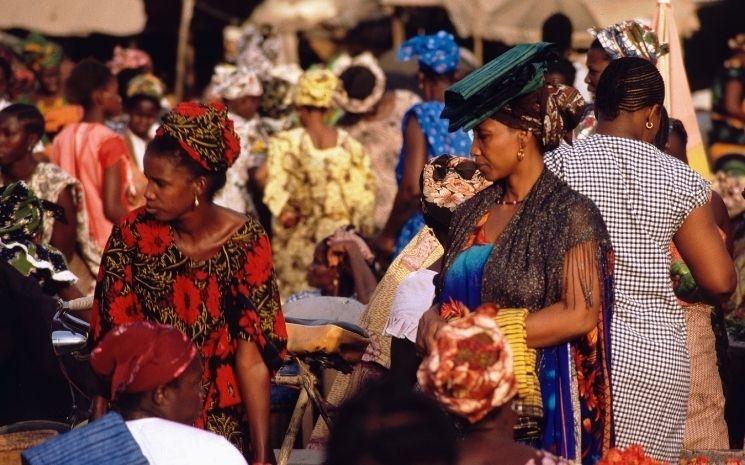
[0,0,146,37]
[250,0,384,32]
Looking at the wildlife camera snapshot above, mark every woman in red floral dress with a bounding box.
[92,102,287,464]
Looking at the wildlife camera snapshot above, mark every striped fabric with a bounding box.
[22,412,149,465]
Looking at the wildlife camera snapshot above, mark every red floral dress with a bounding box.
[92,208,287,456]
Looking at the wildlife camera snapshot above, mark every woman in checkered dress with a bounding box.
[545,58,736,461]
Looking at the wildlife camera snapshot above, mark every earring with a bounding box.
[517,148,525,161]
[645,121,654,129]
[193,192,199,208]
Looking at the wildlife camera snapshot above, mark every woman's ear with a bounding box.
[648,104,663,128]
[193,175,208,197]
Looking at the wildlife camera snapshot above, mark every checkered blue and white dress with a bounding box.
[545,134,710,462]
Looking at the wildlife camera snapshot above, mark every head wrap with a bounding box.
[729,33,745,53]
[21,32,63,74]
[422,156,492,226]
[332,53,386,114]
[261,63,303,125]
[590,20,669,65]
[107,46,152,75]
[293,69,340,108]
[126,73,165,100]
[418,304,517,423]
[712,155,745,218]
[156,102,240,173]
[210,64,263,100]
[397,31,460,76]
[235,24,281,76]
[493,84,585,151]
[90,322,198,401]
[0,182,75,284]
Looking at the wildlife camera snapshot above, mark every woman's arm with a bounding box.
[723,79,745,122]
[50,185,78,260]
[674,203,736,303]
[102,160,129,224]
[330,239,378,304]
[235,339,274,464]
[710,191,733,255]
[374,116,427,258]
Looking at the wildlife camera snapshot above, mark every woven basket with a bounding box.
[679,450,745,465]
[0,430,58,465]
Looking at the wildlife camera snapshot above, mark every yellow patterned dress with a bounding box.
[264,127,375,298]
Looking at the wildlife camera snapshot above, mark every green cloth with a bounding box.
[442,43,556,132]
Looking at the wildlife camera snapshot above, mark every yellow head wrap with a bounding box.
[294,69,339,108]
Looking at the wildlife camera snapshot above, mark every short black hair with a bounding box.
[420,66,457,84]
[669,118,688,147]
[325,381,457,465]
[146,133,227,200]
[542,13,573,53]
[65,58,114,109]
[595,57,665,120]
[546,58,577,86]
[590,38,604,50]
[0,103,45,139]
[654,105,670,150]
[126,93,161,113]
[339,65,376,100]
[0,57,12,84]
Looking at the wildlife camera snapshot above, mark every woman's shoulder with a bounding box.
[33,162,78,187]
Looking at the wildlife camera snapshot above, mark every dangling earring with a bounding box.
[645,121,654,129]
[516,131,526,161]
[517,147,525,161]
[193,192,199,208]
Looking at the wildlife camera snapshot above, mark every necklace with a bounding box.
[495,197,524,206]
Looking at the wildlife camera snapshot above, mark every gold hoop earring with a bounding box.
[517,148,525,161]
[193,192,199,208]
[645,121,654,129]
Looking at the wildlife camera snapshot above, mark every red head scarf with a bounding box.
[90,322,198,401]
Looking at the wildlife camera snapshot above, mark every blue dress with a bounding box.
[393,101,472,255]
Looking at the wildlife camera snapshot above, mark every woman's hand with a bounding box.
[279,207,300,229]
[416,304,445,353]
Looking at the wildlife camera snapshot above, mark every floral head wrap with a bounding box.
[397,30,460,75]
[590,20,669,65]
[90,322,198,401]
[422,155,492,227]
[0,182,75,285]
[107,46,152,75]
[293,69,340,108]
[493,83,586,151]
[156,102,240,173]
[210,64,263,100]
[418,304,517,423]
[729,33,745,53]
[332,52,386,114]
[21,32,63,74]
[126,73,165,100]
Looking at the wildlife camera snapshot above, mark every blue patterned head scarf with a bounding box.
[397,30,460,75]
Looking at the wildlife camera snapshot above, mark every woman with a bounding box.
[209,64,268,216]
[0,104,100,293]
[51,58,133,250]
[264,69,375,299]
[545,57,735,461]
[710,33,745,149]
[335,52,421,233]
[20,32,82,138]
[421,43,614,464]
[375,31,472,259]
[419,305,572,465]
[92,102,287,462]
[23,322,247,465]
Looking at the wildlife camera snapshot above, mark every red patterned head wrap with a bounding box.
[90,322,198,401]
[155,102,240,173]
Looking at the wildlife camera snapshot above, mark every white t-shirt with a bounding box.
[126,417,248,465]
[385,268,437,343]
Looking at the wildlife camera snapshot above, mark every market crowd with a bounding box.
[1,14,745,465]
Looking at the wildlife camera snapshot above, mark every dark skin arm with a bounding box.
[102,161,129,224]
[710,191,733,255]
[235,339,275,464]
[723,79,745,122]
[329,239,378,304]
[674,203,736,304]
[374,115,427,258]
[50,185,78,261]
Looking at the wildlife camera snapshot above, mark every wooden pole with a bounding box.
[392,13,405,51]
[474,35,483,66]
[175,0,196,102]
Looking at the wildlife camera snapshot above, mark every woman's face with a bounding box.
[471,119,522,182]
[585,48,611,95]
[39,66,62,95]
[143,151,200,222]
[0,115,34,166]
[161,357,204,425]
[128,99,159,139]
[97,78,123,117]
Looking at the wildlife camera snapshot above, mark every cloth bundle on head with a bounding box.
[21,32,62,74]
[422,155,492,227]
[418,304,517,423]
[293,69,339,108]
[210,64,263,100]
[235,24,281,76]
[0,182,76,284]
[332,52,386,114]
[126,73,165,100]
[729,33,745,53]
[156,102,240,173]
[397,30,460,75]
[591,20,669,65]
[90,322,198,401]
[107,46,152,75]
[442,43,586,150]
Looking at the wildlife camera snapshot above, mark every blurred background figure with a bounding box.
[709,33,745,150]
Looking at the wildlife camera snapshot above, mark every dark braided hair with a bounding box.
[595,56,664,120]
